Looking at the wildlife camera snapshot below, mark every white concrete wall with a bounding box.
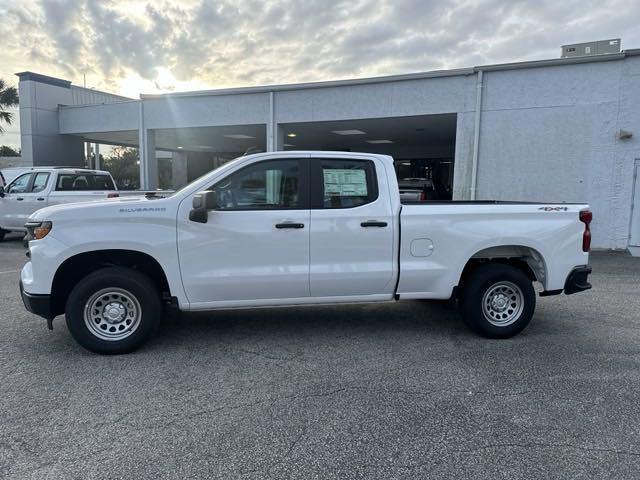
[0,156,29,168]
[70,86,131,105]
[475,57,640,249]
[59,101,139,133]
[274,75,475,122]
[143,93,269,129]
[18,77,84,166]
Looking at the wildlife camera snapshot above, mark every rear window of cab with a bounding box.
[56,174,116,191]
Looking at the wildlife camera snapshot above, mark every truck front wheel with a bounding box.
[65,267,162,354]
[459,263,535,338]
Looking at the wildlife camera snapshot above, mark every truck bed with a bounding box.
[401,200,585,205]
[396,200,589,299]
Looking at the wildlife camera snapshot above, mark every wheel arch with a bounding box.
[457,244,547,294]
[50,249,171,317]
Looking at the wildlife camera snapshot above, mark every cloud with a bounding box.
[0,0,639,99]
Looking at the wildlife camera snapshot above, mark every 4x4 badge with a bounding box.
[538,206,569,211]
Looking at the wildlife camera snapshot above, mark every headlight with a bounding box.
[25,221,53,240]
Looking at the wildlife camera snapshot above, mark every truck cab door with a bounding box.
[177,157,311,306]
[0,172,33,229]
[309,156,396,297]
[17,172,50,226]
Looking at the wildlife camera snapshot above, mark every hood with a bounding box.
[29,196,165,222]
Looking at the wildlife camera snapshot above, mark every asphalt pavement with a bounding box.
[1,232,639,479]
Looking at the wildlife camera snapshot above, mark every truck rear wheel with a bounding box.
[0,229,6,242]
[459,263,535,338]
[65,267,162,354]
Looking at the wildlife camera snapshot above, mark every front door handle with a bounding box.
[16,197,24,201]
[275,222,305,229]
[37,197,45,201]
[361,221,388,228]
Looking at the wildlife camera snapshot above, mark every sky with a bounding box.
[1,0,639,149]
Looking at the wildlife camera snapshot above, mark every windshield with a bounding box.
[169,155,247,197]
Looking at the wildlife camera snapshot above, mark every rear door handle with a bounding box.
[361,221,388,227]
[275,222,305,229]
[37,198,45,201]
[16,197,24,201]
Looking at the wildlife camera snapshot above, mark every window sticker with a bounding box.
[323,168,368,196]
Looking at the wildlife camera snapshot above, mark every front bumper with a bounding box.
[20,280,53,321]
[564,266,592,295]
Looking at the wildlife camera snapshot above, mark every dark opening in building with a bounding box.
[281,113,456,200]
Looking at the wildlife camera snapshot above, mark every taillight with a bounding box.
[419,191,426,201]
[579,210,592,252]
[108,193,119,198]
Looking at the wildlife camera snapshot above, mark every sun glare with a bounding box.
[117,68,211,98]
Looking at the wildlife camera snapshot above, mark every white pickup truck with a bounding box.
[19,151,592,354]
[0,167,118,240]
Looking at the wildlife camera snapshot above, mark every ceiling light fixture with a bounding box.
[177,146,183,149]
[224,134,255,139]
[332,129,366,135]
[366,140,394,144]
[287,133,297,138]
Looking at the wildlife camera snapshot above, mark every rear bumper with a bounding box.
[564,266,592,295]
[19,280,53,320]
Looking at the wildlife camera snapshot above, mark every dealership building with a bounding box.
[15,43,640,251]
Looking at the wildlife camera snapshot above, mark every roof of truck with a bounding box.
[13,167,111,174]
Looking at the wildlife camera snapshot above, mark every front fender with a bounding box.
[24,226,187,307]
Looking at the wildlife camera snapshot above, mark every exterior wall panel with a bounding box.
[143,93,269,129]
[476,58,640,249]
[17,76,84,166]
[59,102,139,133]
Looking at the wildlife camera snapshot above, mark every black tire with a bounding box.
[459,263,535,338]
[65,267,162,354]
[0,229,6,242]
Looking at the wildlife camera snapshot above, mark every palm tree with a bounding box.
[0,79,19,134]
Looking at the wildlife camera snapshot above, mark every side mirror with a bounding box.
[0,186,4,198]
[189,190,218,223]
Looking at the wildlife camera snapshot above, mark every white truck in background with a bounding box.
[0,167,118,240]
[19,151,593,354]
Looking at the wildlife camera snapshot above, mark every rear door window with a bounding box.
[311,159,378,208]
[56,174,116,191]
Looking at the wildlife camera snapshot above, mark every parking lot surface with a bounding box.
[1,233,640,479]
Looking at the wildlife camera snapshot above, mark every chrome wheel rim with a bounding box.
[482,281,524,327]
[84,288,142,341]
